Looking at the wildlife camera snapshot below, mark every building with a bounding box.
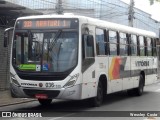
[0,0,42,90]
[5,0,160,37]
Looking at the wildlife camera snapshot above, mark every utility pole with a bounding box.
[55,0,63,14]
[128,0,134,27]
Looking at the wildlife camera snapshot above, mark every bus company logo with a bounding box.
[135,61,149,67]
[21,83,37,87]
[2,112,11,117]
[39,83,43,87]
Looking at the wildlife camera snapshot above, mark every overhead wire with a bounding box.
[135,17,158,30]
[31,0,159,32]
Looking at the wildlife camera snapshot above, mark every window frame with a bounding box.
[146,37,152,56]
[95,28,107,56]
[108,30,118,56]
[138,35,145,56]
[119,32,129,56]
[130,34,138,56]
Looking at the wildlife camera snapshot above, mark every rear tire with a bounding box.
[38,99,52,106]
[134,75,144,96]
[91,81,104,107]
[127,75,144,96]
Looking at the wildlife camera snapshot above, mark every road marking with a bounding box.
[48,113,75,120]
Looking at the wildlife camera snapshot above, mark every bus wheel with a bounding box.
[135,75,144,96]
[38,99,52,106]
[91,81,103,107]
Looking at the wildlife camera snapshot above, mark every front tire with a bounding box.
[38,99,52,106]
[91,81,104,107]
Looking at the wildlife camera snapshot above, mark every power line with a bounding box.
[101,12,128,17]
[39,0,97,15]
[134,11,150,18]
[99,0,128,9]
[87,0,127,13]
[41,0,89,10]
[39,0,128,19]
[135,17,158,30]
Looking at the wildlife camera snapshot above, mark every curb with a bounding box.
[0,99,36,107]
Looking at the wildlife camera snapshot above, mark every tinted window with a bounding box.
[146,37,152,56]
[139,36,145,56]
[96,28,106,55]
[119,32,128,56]
[109,31,117,55]
[153,39,157,56]
[130,35,137,56]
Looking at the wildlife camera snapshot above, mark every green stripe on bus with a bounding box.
[19,64,36,70]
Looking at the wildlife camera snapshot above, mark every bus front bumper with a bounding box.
[10,83,82,100]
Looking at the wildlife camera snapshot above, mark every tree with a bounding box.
[149,0,160,5]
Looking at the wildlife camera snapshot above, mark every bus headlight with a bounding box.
[63,73,79,88]
[10,73,20,87]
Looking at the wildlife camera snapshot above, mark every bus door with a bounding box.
[81,25,97,99]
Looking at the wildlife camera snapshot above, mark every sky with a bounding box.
[121,0,160,21]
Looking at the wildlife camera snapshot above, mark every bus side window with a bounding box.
[96,28,106,55]
[146,37,152,56]
[130,34,137,56]
[139,36,145,56]
[119,32,128,56]
[82,34,94,59]
[109,30,117,56]
[153,38,157,56]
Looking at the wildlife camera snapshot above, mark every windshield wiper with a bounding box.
[49,29,62,51]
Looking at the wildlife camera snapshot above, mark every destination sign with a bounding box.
[16,19,78,29]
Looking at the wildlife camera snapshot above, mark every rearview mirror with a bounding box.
[4,27,14,47]
[4,32,8,47]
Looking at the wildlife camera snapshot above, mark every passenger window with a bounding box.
[82,34,94,58]
[146,38,152,56]
[119,32,128,56]
[109,31,117,55]
[153,39,157,56]
[130,35,137,56]
[96,28,106,55]
[139,36,145,56]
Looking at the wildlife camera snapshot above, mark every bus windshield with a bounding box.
[12,30,78,72]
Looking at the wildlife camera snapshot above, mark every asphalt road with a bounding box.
[1,82,160,120]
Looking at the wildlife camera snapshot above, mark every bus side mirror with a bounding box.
[4,32,8,47]
[4,27,14,47]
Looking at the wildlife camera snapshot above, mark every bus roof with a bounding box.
[16,14,157,38]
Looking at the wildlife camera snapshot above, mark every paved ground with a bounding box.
[0,83,160,120]
[0,90,35,107]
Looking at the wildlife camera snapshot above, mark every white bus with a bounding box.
[5,15,159,107]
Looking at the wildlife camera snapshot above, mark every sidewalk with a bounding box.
[0,90,35,107]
